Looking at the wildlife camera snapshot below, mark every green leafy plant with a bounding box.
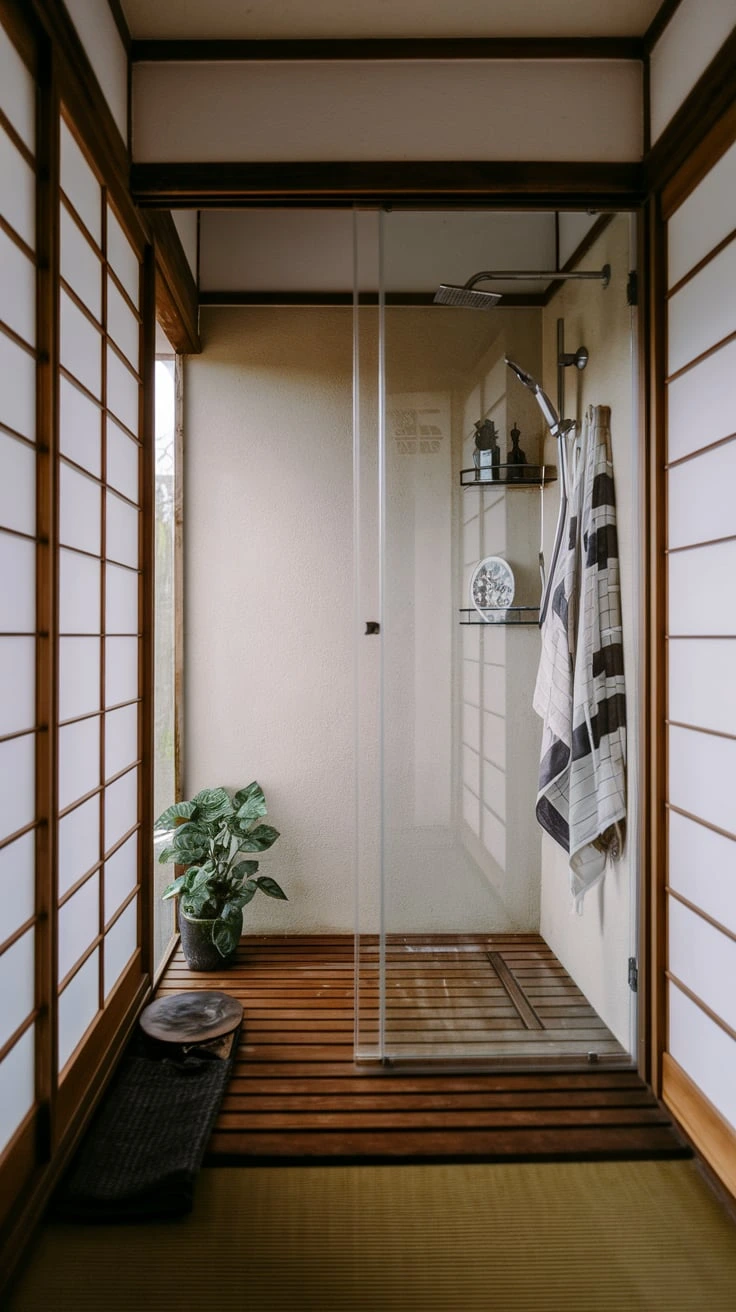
[155,783,286,958]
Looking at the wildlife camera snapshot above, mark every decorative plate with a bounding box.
[469,556,515,619]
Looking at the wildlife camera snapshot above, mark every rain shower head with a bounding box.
[433,284,502,309]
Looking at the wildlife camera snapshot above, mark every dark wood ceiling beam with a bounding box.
[148,211,201,354]
[130,161,645,210]
[130,36,645,62]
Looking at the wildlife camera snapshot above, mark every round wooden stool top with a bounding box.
[140,991,243,1045]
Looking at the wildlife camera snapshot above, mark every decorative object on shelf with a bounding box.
[472,418,500,481]
[155,783,286,971]
[506,421,528,482]
[469,555,515,621]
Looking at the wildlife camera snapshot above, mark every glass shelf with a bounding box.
[460,464,556,487]
[459,606,540,626]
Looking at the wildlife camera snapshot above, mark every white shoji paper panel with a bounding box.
[104,832,137,921]
[58,637,100,722]
[483,758,507,821]
[59,463,101,557]
[106,419,139,505]
[106,346,139,434]
[60,120,100,247]
[462,744,480,797]
[668,240,736,377]
[106,205,139,307]
[58,874,98,983]
[668,540,736,636]
[484,710,506,771]
[667,338,736,465]
[668,440,736,550]
[105,637,138,707]
[462,785,479,836]
[59,375,101,478]
[0,532,35,633]
[60,290,102,399]
[57,948,98,1072]
[105,703,138,780]
[0,129,35,248]
[105,563,138,634]
[668,725,736,836]
[58,716,99,812]
[669,811,736,937]
[669,982,736,1132]
[0,733,34,839]
[0,1024,34,1155]
[483,804,506,869]
[0,431,35,536]
[668,140,736,289]
[669,638,736,736]
[0,331,36,440]
[58,795,99,900]
[106,275,139,368]
[104,766,138,851]
[59,548,100,634]
[60,205,102,323]
[106,491,139,570]
[0,829,34,943]
[0,637,34,737]
[104,897,136,999]
[0,927,34,1050]
[0,24,34,151]
[0,226,35,345]
[669,897,736,1033]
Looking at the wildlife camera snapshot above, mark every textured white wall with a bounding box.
[132,60,643,163]
[184,309,354,932]
[539,215,637,1047]
[62,0,128,142]
[649,0,736,143]
[171,211,198,284]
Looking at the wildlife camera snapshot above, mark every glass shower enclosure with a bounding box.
[354,207,639,1068]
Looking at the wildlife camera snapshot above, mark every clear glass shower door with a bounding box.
[354,207,637,1067]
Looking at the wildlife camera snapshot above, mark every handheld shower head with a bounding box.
[433,284,502,309]
[504,357,561,433]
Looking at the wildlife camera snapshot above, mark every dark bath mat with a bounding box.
[53,1017,240,1223]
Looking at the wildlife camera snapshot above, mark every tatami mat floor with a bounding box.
[9,1159,736,1311]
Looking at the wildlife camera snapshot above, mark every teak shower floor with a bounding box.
[156,934,688,1163]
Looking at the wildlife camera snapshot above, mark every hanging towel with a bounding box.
[533,405,627,911]
[532,421,586,855]
[568,405,627,907]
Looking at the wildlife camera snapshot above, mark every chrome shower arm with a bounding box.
[465,265,610,289]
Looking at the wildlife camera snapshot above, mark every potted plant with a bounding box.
[154,782,286,971]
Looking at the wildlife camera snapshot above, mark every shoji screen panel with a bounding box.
[56,109,144,1093]
[663,133,736,1189]
[0,18,40,1179]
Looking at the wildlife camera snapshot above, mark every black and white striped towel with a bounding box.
[533,405,627,911]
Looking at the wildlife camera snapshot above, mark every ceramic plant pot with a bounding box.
[178,907,243,972]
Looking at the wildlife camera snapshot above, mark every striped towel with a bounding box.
[534,405,627,911]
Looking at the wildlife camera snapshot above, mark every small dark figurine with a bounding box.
[506,421,528,482]
[473,418,500,481]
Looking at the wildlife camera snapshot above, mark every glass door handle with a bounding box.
[365,621,380,635]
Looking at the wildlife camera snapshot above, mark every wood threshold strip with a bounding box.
[662,1051,736,1200]
[155,934,687,1163]
[130,37,645,62]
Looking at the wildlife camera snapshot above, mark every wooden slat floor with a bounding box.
[156,934,688,1163]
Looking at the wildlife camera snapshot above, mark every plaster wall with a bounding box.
[132,59,643,163]
[649,0,736,143]
[538,214,637,1047]
[62,0,128,142]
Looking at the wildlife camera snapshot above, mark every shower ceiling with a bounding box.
[120,0,663,41]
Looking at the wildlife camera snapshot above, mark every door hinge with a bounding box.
[627,270,638,306]
[628,957,638,992]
